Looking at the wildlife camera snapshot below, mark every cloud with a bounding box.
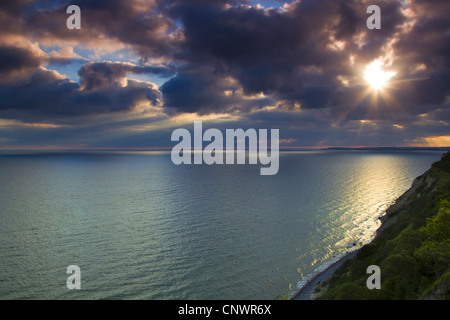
[78,61,175,91]
[48,46,88,65]
[0,0,448,148]
[0,44,43,80]
[10,0,181,59]
[160,0,408,114]
[0,63,163,122]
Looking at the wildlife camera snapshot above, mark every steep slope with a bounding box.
[317,151,450,300]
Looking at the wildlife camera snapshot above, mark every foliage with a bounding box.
[318,152,450,300]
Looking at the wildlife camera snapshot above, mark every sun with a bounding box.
[364,60,396,90]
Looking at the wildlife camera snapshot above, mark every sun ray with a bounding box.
[364,60,396,90]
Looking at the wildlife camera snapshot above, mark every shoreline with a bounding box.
[290,164,435,300]
[290,249,360,300]
[290,206,400,300]
[290,197,402,300]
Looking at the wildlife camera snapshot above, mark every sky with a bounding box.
[0,0,449,150]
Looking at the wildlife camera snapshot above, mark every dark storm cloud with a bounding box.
[0,0,179,60]
[160,71,219,113]
[395,72,450,113]
[0,0,413,116]
[0,64,161,121]
[0,0,449,148]
[0,45,42,79]
[27,0,178,59]
[159,0,407,113]
[0,36,172,122]
[160,66,275,114]
[78,61,175,91]
[0,43,86,79]
[386,0,450,116]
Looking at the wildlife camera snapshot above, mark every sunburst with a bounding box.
[364,60,396,90]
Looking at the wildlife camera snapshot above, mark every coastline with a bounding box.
[290,194,412,300]
[290,249,360,300]
[290,151,448,300]
[290,208,399,300]
[290,176,423,300]
[290,205,394,300]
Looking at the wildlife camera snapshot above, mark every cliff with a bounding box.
[316,150,450,300]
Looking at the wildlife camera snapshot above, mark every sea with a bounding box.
[0,149,445,299]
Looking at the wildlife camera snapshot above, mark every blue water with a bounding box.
[0,150,444,299]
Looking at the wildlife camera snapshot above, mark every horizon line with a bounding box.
[0,146,449,152]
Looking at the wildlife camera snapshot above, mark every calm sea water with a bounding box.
[0,150,444,299]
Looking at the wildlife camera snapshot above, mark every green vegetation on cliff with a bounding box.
[318,151,450,300]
